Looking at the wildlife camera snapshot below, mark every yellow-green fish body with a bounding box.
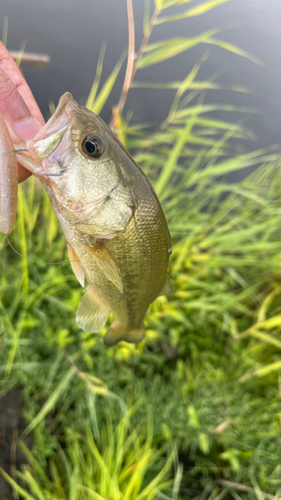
[17,93,171,347]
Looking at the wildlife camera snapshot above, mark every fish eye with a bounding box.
[81,134,104,159]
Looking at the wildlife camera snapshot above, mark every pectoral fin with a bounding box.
[76,286,109,333]
[67,243,85,287]
[158,276,173,297]
[88,241,123,293]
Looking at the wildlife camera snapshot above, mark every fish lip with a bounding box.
[51,92,78,125]
[53,92,76,116]
[29,93,77,144]
[22,93,78,177]
[46,92,76,124]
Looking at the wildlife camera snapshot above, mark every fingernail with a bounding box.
[13,116,42,141]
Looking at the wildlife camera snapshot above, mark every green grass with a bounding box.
[1,0,281,498]
[1,408,178,500]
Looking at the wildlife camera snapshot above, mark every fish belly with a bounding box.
[55,190,170,347]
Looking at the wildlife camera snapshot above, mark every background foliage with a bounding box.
[1,0,281,498]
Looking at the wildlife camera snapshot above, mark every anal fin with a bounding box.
[76,286,109,333]
[67,243,85,287]
[88,241,123,293]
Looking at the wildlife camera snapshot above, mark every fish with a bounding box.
[2,93,172,347]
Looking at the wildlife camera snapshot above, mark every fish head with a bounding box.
[22,93,134,225]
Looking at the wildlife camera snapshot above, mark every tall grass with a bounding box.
[1,0,281,498]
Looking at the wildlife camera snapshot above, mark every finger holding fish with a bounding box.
[0,44,44,234]
[0,55,44,182]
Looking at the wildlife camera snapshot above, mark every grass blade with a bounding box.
[157,0,231,24]
[138,30,221,67]
[22,368,75,437]
[86,41,107,111]
[206,36,262,65]
[155,113,199,196]
[87,51,126,115]
[0,468,37,500]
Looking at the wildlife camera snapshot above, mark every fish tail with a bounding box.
[104,321,145,348]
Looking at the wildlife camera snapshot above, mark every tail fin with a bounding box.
[104,322,145,348]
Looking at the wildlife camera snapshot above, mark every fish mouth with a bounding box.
[26,93,78,161]
[14,93,77,177]
[33,93,77,142]
[17,93,79,177]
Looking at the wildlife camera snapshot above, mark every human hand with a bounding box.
[0,41,45,182]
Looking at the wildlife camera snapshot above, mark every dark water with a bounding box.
[0,0,280,151]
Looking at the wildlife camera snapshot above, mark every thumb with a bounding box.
[0,68,43,181]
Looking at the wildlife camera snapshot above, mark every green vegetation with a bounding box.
[1,0,281,498]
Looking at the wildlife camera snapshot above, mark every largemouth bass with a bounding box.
[9,93,172,347]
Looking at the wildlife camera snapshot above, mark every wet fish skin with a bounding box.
[17,93,172,347]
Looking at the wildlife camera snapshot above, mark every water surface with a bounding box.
[1,0,280,151]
